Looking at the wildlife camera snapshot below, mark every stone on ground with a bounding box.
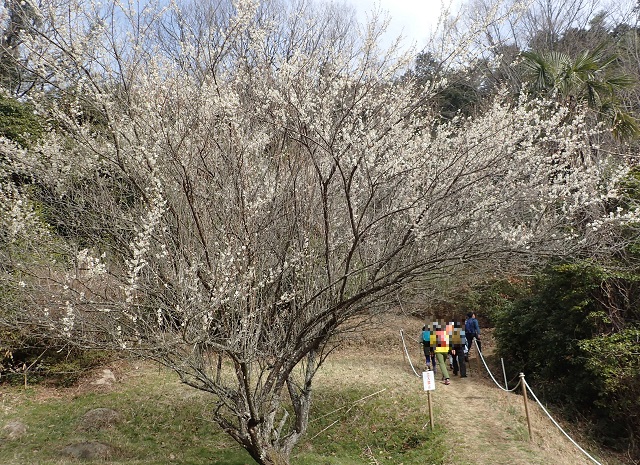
[78,407,122,431]
[2,420,27,439]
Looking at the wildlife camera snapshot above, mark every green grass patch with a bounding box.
[0,368,250,465]
[0,366,447,465]
[295,387,447,465]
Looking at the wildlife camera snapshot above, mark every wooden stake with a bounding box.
[427,390,434,430]
[501,358,508,389]
[520,373,533,441]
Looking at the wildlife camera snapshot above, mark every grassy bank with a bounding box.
[0,358,447,465]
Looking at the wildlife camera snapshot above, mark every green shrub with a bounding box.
[492,261,640,458]
[0,94,44,147]
[0,327,112,387]
[579,329,640,449]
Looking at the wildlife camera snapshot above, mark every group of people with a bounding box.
[420,312,481,385]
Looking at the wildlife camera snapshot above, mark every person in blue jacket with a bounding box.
[465,312,482,355]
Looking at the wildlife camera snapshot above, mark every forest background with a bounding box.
[1,0,639,464]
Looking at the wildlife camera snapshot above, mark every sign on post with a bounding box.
[422,370,435,391]
[422,370,435,429]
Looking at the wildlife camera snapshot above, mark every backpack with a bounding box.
[422,330,431,343]
[452,327,466,347]
[465,318,475,335]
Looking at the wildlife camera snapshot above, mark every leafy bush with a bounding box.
[1,280,111,387]
[456,278,529,325]
[492,262,640,457]
[579,329,640,449]
[0,318,112,387]
[0,94,44,147]
[0,95,110,387]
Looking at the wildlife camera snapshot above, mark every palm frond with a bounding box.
[611,110,640,140]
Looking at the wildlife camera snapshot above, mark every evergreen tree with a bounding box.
[0,0,42,95]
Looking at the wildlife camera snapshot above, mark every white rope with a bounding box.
[473,338,521,392]
[471,340,605,463]
[399,329,422,378]
[404,328,605,464]
[524,380,604,465]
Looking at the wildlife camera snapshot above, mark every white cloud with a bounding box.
[347,0,449,49]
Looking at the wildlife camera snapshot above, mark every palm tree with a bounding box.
[521,46,639,140]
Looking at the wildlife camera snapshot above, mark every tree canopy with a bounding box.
[2,0,640,464]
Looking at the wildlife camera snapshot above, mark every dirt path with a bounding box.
[432,359,593,465]
[339,314,615,465]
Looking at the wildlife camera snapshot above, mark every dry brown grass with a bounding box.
[333,312,625,465]
[1,311,627,465]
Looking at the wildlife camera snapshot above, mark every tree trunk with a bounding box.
[248,447,290,465]
[263,448,290,465]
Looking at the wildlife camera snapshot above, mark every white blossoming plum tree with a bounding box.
[0,0,636,464]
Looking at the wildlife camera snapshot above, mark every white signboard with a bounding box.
[422,370,435,391]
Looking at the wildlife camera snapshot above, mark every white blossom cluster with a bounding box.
[2,1,639,443]
[124,171,167,306]
[76,248,107,278]
[61,301,75,337]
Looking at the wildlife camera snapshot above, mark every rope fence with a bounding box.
[399,329,422,378]
[473,339,604,464]
[401,329,605,465]
[473,338,521,393]
[524,379,603,465]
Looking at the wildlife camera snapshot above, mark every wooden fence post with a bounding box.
[501,358,508,390]
[427,390,435,430]
[520,373,533,441]
[422,371,436,430]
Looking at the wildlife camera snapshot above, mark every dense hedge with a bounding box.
[492,262,640,457]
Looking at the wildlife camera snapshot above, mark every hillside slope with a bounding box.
[0,313,623,465]
[331,313,619,465]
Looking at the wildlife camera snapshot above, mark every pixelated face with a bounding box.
[424,320,448,347]
[425,319,466,346]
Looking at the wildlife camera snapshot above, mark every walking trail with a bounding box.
[323,314,617,465]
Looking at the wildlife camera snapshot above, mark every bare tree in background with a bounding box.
[0,0,636,464]
[458,0,636,51]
